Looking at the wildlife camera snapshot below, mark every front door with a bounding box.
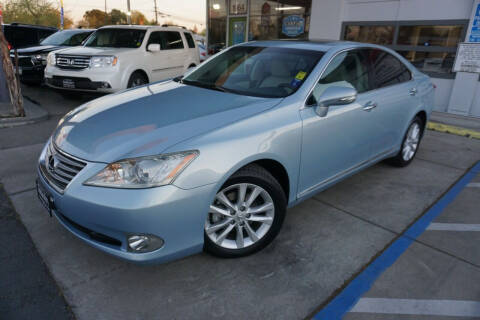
[298,50,377,197]
[229,17,247,46]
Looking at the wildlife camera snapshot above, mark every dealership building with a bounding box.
[206,0,480,118]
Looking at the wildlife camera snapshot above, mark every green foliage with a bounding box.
[2,0,73,28]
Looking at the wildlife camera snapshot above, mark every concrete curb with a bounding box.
[0,97,48,128]
[427,121,480,140]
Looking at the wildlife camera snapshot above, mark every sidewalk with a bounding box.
[428,111,480,139]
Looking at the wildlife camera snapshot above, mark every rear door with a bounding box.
[163,31,187,77]
[183,32,198,65]
[365,49,419,155]
[146,31,173,81]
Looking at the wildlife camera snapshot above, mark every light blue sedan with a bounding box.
[36,41,435,263]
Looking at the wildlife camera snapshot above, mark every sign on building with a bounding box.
[453,43,480,73]
[282,15,305,37]
[469,2,480,42]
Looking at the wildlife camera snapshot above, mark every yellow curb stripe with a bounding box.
[427,121,480,140]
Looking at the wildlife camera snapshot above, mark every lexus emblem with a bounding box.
[48,154,59,173]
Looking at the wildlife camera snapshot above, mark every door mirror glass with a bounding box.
[313,86,357,117]
[147,43,161,52]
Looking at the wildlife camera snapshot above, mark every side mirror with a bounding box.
[147,43,161,52]
[313,86,357,117]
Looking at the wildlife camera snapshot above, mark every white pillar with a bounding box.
[447,0,479,116]
[309,0,345,40]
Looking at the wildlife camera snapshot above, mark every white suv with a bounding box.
[44,25,199,92]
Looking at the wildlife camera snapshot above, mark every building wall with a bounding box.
[309,0,480,116]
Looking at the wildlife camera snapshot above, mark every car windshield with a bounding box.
[84,28,146,48]
[180,46,324,98]
[41,30,92,46]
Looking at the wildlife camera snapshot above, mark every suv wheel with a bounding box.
[204,164,287,258]
[127,72,148,88]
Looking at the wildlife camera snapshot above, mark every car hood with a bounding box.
[14,45,62,55]
[53,81,282,163]
[54,46,135,56]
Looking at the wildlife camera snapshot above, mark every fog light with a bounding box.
[102,82,111,88]
[127,234,164,253]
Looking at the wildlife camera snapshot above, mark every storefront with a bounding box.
[206,0,480,117]
[207,0,312,54]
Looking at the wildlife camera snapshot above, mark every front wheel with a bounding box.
[388,116,424,167]
[127,71,148,88]
[204,164,286,258]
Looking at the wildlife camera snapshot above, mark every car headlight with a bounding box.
[84,151,198,188]
[32,53,48,65]
[47,53,56,66]
[90,56,118,68]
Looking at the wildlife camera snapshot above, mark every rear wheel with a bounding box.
[388,116,424,167]
[127,71,148,88]
[204,164,286,258]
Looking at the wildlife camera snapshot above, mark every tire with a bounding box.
[388,116,424,167]
[127,71,148,88]
[204,164,287,258]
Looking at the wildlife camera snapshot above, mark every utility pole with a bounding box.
[127,0,131,24]
[153,0,158,25]
[104,0,107,24]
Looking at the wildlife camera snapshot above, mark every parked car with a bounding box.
[37,41,434,264]
[3,23,57,49]
[197,42,207,62]
[10,29,95,84]
[44,25,199,92]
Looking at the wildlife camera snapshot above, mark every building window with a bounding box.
[248,0,311,41]
[208,0,227,55]
[344,25,394,45]
[342,21,468,79]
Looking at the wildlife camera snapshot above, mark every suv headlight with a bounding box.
[90,56,118,68]
[47,52,56,66]
[31,53,48,65]
[84,151,198,188]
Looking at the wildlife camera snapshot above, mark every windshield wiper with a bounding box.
[181,79,234,93]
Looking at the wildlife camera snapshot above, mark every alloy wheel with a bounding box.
[402,122,421,161]
[205,183,275,250]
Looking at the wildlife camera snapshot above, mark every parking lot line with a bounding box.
[313,161,480,320]
[427,223,480,232]
[349,298,480,317]
[467,182,480,187]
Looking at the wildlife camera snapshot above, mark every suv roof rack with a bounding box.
[161,24,187,29]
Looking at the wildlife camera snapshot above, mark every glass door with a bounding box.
[229,17,247,46]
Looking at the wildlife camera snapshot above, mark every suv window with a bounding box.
[148,31,184,50]
[367,49,411,89]
[4,26,39,48]
[184,32,195,48]
[309,50,370,104]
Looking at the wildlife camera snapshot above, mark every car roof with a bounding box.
[239,40,384,52]
[99,25,191,32]
[3,23,57,30]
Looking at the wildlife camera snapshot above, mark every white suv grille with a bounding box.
[56,55,91,69]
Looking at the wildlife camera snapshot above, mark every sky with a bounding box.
[62,0,206,29]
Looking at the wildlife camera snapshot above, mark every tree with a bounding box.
[83,9,106,28]
[109,8,126,25]
[2,0,73,28]
[130,10,146,25]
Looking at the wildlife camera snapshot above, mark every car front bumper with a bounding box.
[44,66,124,93]
[36,154,216,264]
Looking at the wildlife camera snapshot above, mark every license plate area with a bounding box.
[36,180,53,216]
[62,78,75,88]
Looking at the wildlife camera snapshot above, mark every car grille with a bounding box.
[56,55,90,69]
[40,141,86,193]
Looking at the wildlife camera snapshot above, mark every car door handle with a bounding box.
[409,88,418,96]
[363,101,377,111]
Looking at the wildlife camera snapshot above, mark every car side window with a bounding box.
[147,31,162,48]
[308,50,370,105]
[184,32,195,48]
[367,49,412,89]
[164,31,184,49]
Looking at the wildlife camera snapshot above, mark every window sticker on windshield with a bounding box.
[290,78,302,88]
[295,71,307,81]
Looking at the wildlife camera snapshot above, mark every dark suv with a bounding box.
[3,23,58,49]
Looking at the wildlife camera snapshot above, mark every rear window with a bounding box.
[367,49,412,89]
[4,26,39,48]
[164,31,184,49]
[184,32,196,48]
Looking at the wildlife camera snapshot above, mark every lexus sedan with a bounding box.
[37,41,435,264]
